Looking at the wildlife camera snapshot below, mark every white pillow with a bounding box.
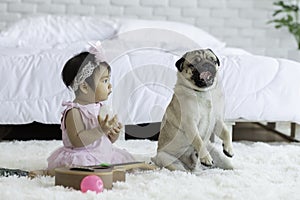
[0,15,118,48]
[116,19,226,50]
[101,29,201,61]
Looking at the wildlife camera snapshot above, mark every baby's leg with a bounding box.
[151,151,187,171]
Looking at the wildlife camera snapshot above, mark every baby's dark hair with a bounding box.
[61,52,111,91]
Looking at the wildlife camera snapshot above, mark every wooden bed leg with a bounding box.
[291,123,296,139]
[267,122,276,130]
[256,122,299,142]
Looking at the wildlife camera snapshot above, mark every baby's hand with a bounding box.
[108,121,123,143]
[108,122,122,135]
[98,114,115,134]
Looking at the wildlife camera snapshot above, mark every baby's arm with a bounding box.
[65,108,106,147]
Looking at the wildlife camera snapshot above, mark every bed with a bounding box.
[0,15,299,140]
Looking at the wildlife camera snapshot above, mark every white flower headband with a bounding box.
[71,41,106,92]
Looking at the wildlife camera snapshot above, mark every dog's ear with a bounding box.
[175,57,185,72]
[207,48,220,66]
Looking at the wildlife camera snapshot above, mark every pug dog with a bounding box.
[151,49,234,171]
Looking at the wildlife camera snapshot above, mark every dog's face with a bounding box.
[175,49,220,89]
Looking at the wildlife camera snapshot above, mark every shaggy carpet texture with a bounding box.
[1,139,300,200]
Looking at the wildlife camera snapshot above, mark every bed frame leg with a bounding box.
[268,122,297,140]
[256,122,299,142]
[291,123,296,138]
[267,122,276,129]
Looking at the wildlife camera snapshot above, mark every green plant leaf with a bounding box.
[287,14,293,22]
[270,0,300,48]
[272,9,283,17]
[273,1,284,7]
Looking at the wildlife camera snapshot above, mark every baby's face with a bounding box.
[94,68,112,102]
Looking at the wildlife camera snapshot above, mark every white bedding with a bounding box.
[0,15,300,125]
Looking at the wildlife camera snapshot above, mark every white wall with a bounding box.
[0,0,298,60]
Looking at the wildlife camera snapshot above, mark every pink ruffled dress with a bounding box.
[47,101,135,169]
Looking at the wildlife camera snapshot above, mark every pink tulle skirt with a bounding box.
[47,136,134,169]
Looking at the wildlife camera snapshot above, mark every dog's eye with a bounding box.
[185,69,188,73]
[207,56,214,62]
[209,57,219,65]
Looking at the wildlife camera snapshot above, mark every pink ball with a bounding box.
[80,175,104,193]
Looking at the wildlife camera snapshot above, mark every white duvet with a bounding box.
[0,15,299,125]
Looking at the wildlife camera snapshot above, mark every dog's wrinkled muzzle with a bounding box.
[191,61,217,88]
[200,71,212,81]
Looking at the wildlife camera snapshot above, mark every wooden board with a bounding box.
[55,161,157,190]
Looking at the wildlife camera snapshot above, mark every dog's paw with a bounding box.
[200,154,213,167]
[222,143,234,158]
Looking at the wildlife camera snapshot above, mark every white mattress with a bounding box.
[0,15,299,124]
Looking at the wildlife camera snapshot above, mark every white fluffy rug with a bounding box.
[1,139,300,200]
